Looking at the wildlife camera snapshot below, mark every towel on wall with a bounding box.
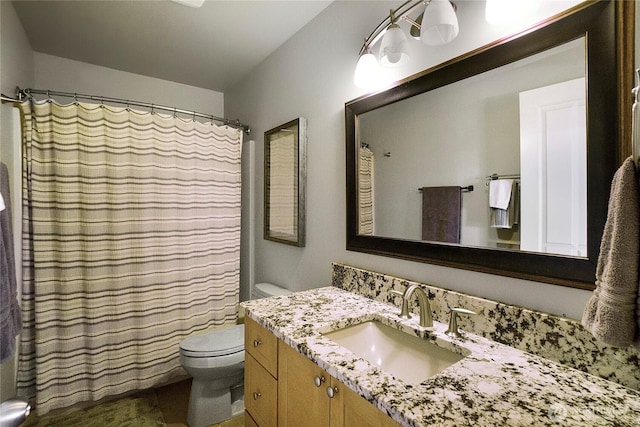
[489,179,519,229]
[421,186,462,243]
[581,157,640,348]
[489,179,513,209]
[1,162,22,362]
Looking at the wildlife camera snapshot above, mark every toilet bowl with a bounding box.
[179,283,290,427]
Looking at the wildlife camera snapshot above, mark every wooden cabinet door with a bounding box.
[329,377,402,427]
[245,353,278,427]
[278,341,330,427]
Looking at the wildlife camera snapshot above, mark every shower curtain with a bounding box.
[16,100,243,414]
[358,146,375,235]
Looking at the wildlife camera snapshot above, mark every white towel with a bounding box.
[0,194,4,212]
[489,179,513,209]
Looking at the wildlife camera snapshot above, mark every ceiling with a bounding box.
[11,0,333,93]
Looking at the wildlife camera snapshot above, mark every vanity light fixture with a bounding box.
[354,0,460,89]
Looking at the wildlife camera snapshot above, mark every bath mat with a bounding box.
[25,391,166,427]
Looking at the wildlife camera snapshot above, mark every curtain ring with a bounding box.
[151,104,155,115]
[73,93,78,104]
[173,107,177,118]
[46,90,52,103]
[192,111,196,122]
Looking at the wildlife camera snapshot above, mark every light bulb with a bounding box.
[379,24,410,67]
[420,0,459,46]
[354,51,382,89]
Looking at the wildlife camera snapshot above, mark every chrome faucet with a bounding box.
[393,285,433,329]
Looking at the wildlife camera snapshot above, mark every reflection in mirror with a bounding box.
[264,118,306,246]
[357,38,586,257]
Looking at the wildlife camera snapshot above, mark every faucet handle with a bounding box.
[445,307,477,338]
[389,289,411,319]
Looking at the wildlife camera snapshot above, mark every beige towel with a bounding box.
[581,157,640,347]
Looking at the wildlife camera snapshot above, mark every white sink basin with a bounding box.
[323,321,466,385]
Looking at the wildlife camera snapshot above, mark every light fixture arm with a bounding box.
[402,15,422,29]
[358,0,428,55]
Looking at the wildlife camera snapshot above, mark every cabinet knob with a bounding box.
[252,392,262,400]
[253,339,262,348]
[326,386,339,398]
[313,375,326,387]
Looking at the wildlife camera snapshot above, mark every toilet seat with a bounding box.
[180,324,245,358]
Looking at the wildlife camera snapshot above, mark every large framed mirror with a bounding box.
[264,117,307,246]
[345,1,633,289]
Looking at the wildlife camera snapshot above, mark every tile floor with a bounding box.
[155,379,244,427]
[22,378,243,427]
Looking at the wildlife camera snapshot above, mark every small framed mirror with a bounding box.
[264,117,307,246]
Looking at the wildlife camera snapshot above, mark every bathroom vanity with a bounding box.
[242,284,640,426]
[245,316,400,427]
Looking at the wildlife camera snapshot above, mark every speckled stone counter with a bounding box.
[331,263,640,391]
[241,287,640,427]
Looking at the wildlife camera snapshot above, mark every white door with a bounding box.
[519,78,586,256]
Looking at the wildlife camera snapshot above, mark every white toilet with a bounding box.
[179,283,291,427]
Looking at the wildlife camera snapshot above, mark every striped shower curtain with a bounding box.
[16,100,243,414]
[358,146,375,235]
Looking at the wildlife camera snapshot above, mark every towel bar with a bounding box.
[418,185,473,193]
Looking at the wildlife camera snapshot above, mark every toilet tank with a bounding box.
[251,282,291,299]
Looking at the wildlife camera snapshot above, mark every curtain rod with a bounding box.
[0,94,20,103]
[14,87,251,134]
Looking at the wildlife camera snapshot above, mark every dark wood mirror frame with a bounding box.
[345,1,634,290]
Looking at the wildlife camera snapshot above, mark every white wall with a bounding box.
[0,2,33,96]
[225,0,598,320]
[33,53,224,116]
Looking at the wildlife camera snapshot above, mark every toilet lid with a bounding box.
[180,324,245,357]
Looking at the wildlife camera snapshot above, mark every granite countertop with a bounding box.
[241,287,640,427]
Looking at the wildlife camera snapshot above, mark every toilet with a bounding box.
[179,283,291,427]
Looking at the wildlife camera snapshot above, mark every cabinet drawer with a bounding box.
[245,316,278,376]
[245,353,278,427]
